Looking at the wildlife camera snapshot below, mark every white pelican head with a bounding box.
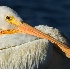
[0,6,22,30]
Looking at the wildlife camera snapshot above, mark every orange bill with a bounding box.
[0,29,19,35]
[16,22,70,58]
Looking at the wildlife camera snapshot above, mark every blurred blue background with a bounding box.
[0,0,70,69]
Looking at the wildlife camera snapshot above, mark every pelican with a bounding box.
[0,6,69,69]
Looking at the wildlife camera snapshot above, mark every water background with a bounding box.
[0,0,70,69]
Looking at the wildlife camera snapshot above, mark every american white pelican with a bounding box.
[0,6,69,69]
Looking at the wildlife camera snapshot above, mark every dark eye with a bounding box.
[6,16,12,20]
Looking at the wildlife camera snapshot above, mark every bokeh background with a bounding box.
[0,0,70,69]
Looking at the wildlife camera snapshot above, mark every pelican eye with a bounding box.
[5,15,20,25]
[6,16,12,20]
